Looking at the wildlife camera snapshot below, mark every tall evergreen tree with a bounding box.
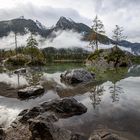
[112,25,126,47]
[26,34,38,61]
[89,15,105,50]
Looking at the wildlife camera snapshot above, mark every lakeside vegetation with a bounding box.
[0,34,90,66]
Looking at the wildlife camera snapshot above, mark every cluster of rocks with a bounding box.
[0,97,128,140]
[17,68,95,99]
[2,98,87,140]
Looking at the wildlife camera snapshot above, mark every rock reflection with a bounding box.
[89,85,104,109]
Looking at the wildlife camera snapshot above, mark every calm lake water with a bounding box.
[0,63,140,139]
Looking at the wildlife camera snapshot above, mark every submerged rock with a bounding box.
[89,127,127,140]
[60,68,95,84]
[18,85,45,99]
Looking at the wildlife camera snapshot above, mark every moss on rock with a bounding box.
[86,46,132,71]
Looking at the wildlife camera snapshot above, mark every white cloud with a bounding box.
[0,32,30,50]
[41,30,89,49]
[0,30,90,50]
[0,0,140,42]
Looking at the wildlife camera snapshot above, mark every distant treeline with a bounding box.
[42,47,90,62]
[0,47,90,63]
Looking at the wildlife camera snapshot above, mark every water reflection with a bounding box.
[109,82,124,102]
[89,85,104,109]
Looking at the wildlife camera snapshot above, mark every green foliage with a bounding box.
[105,47,126,63]
[26,34,38,60]
[131,55,140,64]
[87,49,103,60]
[6,54,29,66]
[89,66,128,83]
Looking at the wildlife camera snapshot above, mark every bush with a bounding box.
[87,49,103,60]
[6,54,29,66]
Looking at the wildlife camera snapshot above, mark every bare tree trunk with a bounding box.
[15,33,18,57]
[96,32,98,50]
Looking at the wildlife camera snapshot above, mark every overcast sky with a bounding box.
[0,0,140,42]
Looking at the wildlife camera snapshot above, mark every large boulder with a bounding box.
[19,98,87,122]
[60,69,95,84]
[18,85,45,99]
[5,98,87,140]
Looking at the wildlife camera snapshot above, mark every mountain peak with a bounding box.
[55,16,90,33]
[56,16,74,28]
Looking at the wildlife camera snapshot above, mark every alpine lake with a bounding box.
[0,63,140,140]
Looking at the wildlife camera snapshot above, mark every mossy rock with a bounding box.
[86,46,132,70]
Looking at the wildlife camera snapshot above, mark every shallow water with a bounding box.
[0,64,140,139]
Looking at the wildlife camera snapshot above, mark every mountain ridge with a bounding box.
[0,16,139,54]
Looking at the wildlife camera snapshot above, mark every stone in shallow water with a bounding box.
[61,69,95,84]
[19,98,87,122]
[18,85,45,99]
[14,68,27,74]
[6,98,87,140]
[89,128,127,140]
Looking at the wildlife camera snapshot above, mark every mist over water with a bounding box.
[0,30,132,53]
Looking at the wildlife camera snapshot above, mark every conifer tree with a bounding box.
[89,15,105,50]
[26,34,38,61]
[112,25,126,47]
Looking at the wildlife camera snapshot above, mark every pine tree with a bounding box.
[26,34,38,61]
[89,15,105,50]
[112,25,126,47]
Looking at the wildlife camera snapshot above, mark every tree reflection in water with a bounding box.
[109,82,124,102]
[89,85,104,109]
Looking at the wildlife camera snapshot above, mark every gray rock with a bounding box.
[19,98,87,122]
[18,85,45,99]
[0,128,6,140]
[40,98,87,118]
[29,119,81,140]
[14,68,27,74]
[61,69,95,84]
[8,98,87,140]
